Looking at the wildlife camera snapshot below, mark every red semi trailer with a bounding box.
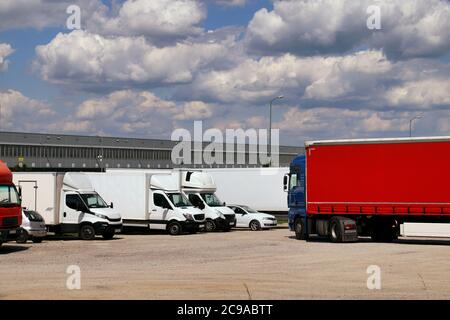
[0,161,22,246]
[286,137,450,242]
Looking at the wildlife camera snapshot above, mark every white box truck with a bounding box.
[178,170,236,232]
[85,171,206,235]
[13,172,122,240]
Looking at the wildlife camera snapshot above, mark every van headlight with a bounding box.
[94,213,108,220]
[183,213,194,221]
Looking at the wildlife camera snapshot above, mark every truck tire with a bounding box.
[249,220,261,231]
[205,220,216,232]
[294,218,307,240]
[79,225,96,240]
[16,229,29,244]
[329,217,344,243]
[167,222,182,236]
[102,228,115,240]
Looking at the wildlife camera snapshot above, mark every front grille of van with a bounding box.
[194,214,205,221]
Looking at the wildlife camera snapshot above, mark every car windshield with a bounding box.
[0,185,21,207]
[200,193,223,207]
[24,210,44,222]
[167,193,192,208]
[241,205,258,213]
[80,193,108,208]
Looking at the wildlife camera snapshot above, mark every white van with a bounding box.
[86,172,205,235]
[179,171,236,232]
[13,172,122,240]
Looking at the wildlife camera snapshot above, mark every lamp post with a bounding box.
[269,95,284,154]
[409,113,423,137]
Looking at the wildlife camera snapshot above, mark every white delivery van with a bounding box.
[178,170,236,232]
[13,172,122,240]
[86,172,205,235]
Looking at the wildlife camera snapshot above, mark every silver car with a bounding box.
[15,209,47,243]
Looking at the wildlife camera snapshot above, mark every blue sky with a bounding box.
[0,0,449,145]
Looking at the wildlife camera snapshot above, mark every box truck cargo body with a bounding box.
[85,172,205,235]
[0,161,22,246]
[286,136,450,242]
[13,172,122,240]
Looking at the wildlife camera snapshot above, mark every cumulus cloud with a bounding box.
[0,43,14,72]
[33,30,237,90]
[73,89,214,135]
[245,0,450,59]
[0,89,55,131]
[0,0,104,31]
[87,0,205,44]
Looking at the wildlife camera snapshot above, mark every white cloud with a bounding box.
[213,0,247,7]
[33,30,237,90]
[88,0,205,43]
[245,0,450,59]
[0,89,55,130]
[0,43,14,72]
[73,89,214,135]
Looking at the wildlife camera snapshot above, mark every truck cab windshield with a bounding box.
[80,193,109,209]
[167,193,192,208]
[200,193,223,207]
[0,185,21,207]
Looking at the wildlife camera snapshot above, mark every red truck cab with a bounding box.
[0,161,22,246]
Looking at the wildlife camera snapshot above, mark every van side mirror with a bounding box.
[283,174,289,192]
[110,202,114,209]
[18,186,22,197]
[223,202,226,207]
[199,202,205,210]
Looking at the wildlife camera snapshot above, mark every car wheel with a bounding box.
[249,220,261,231]
[167,222,182,236]
[32,237,43,243]
[205,220,216,232]
[79,225,96,240]
[102,228,115,240]
[16,229,29,244]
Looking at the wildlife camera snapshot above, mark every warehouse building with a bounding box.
[0,131,304,171]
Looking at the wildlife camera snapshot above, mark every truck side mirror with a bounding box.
[283,174,289,192]
[110,202,114,209]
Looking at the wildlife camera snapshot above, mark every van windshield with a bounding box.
[200,193,223,207]
[80,193,109,209]
[0,185,21,207]
[167,193,192,208]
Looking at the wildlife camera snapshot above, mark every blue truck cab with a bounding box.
[285,155,306,233]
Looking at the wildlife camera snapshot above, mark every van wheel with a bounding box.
[16,229,29,244]
[32,238,43,243]
[294,218,307,240]
[79,225,96,240]
[102,228,115,240]
[168,222,182,236]
[249,220,261,231]
[205,220,216,232]
[329,217,344,243]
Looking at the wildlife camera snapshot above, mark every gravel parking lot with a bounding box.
[1,225,450,300]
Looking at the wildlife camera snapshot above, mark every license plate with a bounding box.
[229,222,234,225]
[115,229,122,233]
[199,224,205,228]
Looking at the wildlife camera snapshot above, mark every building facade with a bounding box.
[0,131,304,171]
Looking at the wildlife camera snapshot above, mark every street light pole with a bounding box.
[409,114,423,137]
[269,95,284,154]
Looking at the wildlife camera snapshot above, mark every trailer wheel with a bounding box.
[294,218,307,240]
[16,228,29,244]
[205,220,216,232]
[329,217,343,243]
[168,222,182,236]
[249,220,261,231]
[79,225,96,240]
